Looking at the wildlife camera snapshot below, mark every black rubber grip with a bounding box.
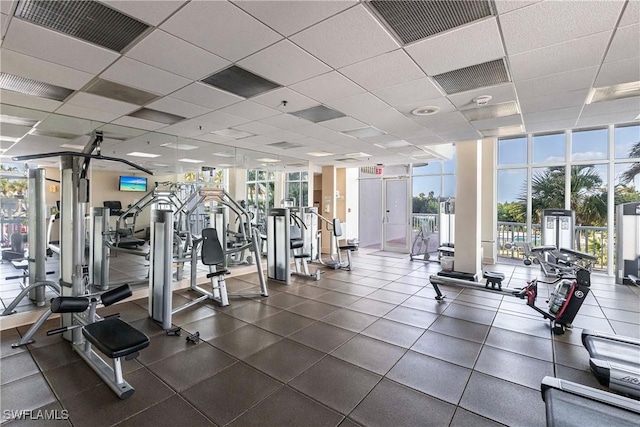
[51,297,90,313]
[47,327,68,336]
[101,284,132,306]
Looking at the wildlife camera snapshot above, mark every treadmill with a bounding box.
[582,329,640,398]
[541,376,640,427]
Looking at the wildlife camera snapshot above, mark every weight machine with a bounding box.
[616,202,640,286]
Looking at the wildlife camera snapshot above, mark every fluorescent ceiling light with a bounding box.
[480,124,525,138]
[160,142,199,150]
[307,151,334,157]
[256,158,280,163]
[0,136,20,143]
[60,144,86,150]
[153,163,170,167]
[0,115,40,126]
[345,152,371,158]
[374,140,413,149]
[178,158,204,163]
[587,81,640,104]
[212,152,235,157]
[212,129,255,139]
[341,127,386,138]
[217,163,234,167]
[127,152,161,158]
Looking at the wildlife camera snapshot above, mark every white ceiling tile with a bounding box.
[160,1,282,61]
[0,48,93,90]
[365,109,423,134]
[325,93,388,117]
[101,0,187,26]
[192,133,235,145]
[605,24,640,63]
[319,117,366,132]
[196,111,252,128]
[594,57,640,87]
[523,107,581,125]
[405,17,504,76]
[495,1,541,15]
[0,105,50,121]
[396,97,456,116]
[37,114,103,134]
[290,71,365,103]
[239,40,331,86]
[499,0,623,54]
[0,122,31,138]
[515,66,598,99]
[171,83,244,109]
[145,97,212,119]
[339,49,425,92]
[519,89,589,114]
[436,127,482,143]
[259,114,308,130]
[290,5,399,68]
[55,104,121,123]
[251,88,318,113]
[582,97,640,117]
[470,114,523,131]
[158,119,216,138]
[3,19,119,74]
[101,57,190,95]
[267,129,305,141]
[66,92,139,115]
[0,1,15,15]
[220,101,281,121]
[112,116,166,131]
[394,127,437,141]
[125,30,229,80]
[509,32,611,81]
[0,89,62,112]
[293,124,334,138]
[448,83,517,110]
[1,13,9,38]
[410,111,468,132]
[407,134,446,146]
[233,0,356,36]
[234,121,279,135]
[619,0,640,27]
[576,110,639,128]
[373,77,443,107]
[359,134,397,144]
[97,124,148,139]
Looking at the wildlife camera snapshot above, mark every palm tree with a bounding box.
[620,140,640,184]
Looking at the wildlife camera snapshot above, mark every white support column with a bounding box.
[454,140,482,276]
[481,138,497,265]
[607,124,615,276]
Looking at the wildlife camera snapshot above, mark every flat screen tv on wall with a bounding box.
[119,176,147,192]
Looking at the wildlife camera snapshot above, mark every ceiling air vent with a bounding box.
[462,101,520,121]
[0,72,73,101]
[128,108,186,125]
[85,79,159,105]
[268,141,302,150]
[369,0,494,45]
[433,59,510,95]
[30,129,81,139]
[201,66,281,98]
[14,0,149,52]
[291,105,345,123]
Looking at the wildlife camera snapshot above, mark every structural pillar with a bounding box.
[481,138,497,265]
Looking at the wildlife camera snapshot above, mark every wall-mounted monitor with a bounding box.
[119,176,147,192]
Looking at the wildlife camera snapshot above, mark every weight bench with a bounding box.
[483,271,505,290]
[47,285,149,399]
[332,219,358,271]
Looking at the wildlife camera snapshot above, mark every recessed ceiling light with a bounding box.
[480,124,525,138]
[0,115,40,126]
[587,81,640,104]
[256,158,280,163]
[178,158,204,163]
[0,136,20,143]
[160,142,199,150]
[345,152,371,158]
[86,79,159,105]
[60,144,86,150]
[290,105,346,123]
[211,129,255,139]
[307,151,334,157]
[341,127,386,138]
[212,152,235,158]
[153,163,170,167]
[217,163,234,167]
[374,140,413,149]
[463,101,520,121]
[268,141,302,150]
[411,106,440,116]
[127,152,161,158]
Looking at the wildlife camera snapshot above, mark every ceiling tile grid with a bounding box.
[339,49,425,92]
[100,57,191,95]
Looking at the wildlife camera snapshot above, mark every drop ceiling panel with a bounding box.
[594,57,640,87]
[405,17,504,76]
[290,71,365,103]
[515,67,598,100]
[157,120,215,138]
[396,97,456,116]
[325,92,389,117]
[290,5,399,68]
[0,49,93,90]
[100,0,187,26]
[196,111,251,128]
[220,101,281,121]
[365,109,423,134]
[101,57,190,95]
[266,129,305,142]
[373,77,443,107]
[319,116,366,132]
[238,40,331,86]
[436,127,482,142]
[125,30,230,80]
[0,89,62,112]
[292,123,334,139]
[97,124,148,139]
[233,121,279,135]
[171,83,244,109]
[160,1,282,61]
[576,111,639,128]
[259,113,308,130]
[519,89,589,114]
[0,104,49,121]
[339,49,425,92]
[494,1,540,15]
[581,97,640,117]
[605,24,640,63]
[112,115,167,131]
[37,114,103,135]
[0,122,30,138]
[251,88,318,113]
[145,97,212,119]
[233,0,356,36]
[65,92,139,115]
[523,106,581,125]
[470,114,522,131]
[499,0,623,54]
[619,0,640,27]
[0,1,15,15]
[509,32,611,81]
[410,111,468,131]
[1,13,9,37]
[55,104,121,122]
[447,83,517,110]
[3,19,119,74]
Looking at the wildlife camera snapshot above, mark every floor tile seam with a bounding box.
[111,394,207,427]
[448,406,511,427]
[479,339,555,364]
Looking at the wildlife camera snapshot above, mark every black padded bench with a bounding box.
[483,271,505,290]
[83,318,149,359]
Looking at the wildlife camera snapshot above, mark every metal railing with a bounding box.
[411,213,438,232]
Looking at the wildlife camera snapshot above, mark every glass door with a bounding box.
[383,178,410,252]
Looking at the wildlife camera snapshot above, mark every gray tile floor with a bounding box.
[1,250,639,426]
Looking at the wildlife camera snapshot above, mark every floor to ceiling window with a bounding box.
[246,169,275,233]
[284,171,309,208]
[497,123,640,272]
